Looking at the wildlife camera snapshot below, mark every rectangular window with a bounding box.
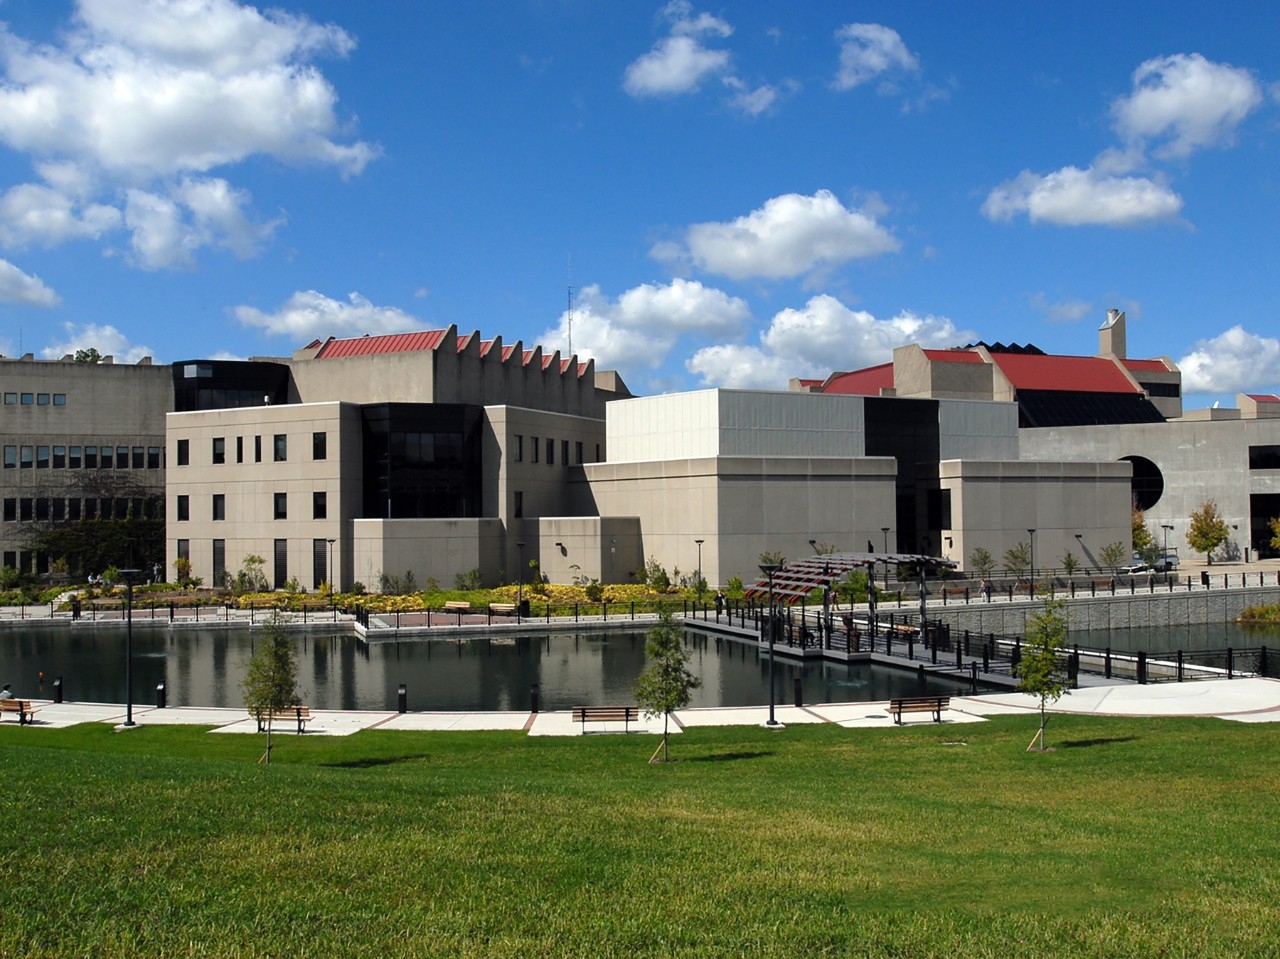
[3,393,14,405]
[212,437,225,465]
[114,499,128,520]
[274,434,287,462]
[562,440,569,467]
[177,495,189,521]
[36,446,49,469]
[35,498,49,521]
[274,492,287,520]
[236,436,244,463]
[176,538,190,561]
[52,499,65,522]
[116,446,129,469]
[531,436,539,463]
[176,439,189,466]
[254,435,262,462]
[3,500,14,522]
[147,447,160,469]
[20,393,33,405]
[212,494,225,521]
[3,446,14,469]
[212,539,226,589]
[595,443,601,462]
[313,539,328,590]
[85,445,98,468]
[68,499,81,521]
[53,446,65,468]
[84,499,97,520]
[53,394,66,406]
[313,431,327,460]
[514,490,523,518]
[546,438,554,465]
[36,393,49,406]
[20,446,32,469]
[514,434,523,462]
[131,447,144,469]
[273,539,288,589]
[19,499,32,521]
[100,446,113,469]
[575,441,583,464]
[313,491,327,519]
[69,446,82,469]
[1248,445,1280,470]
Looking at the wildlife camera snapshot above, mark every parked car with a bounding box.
[1121,551,1179,575]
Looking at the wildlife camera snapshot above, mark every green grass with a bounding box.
[3,716,1279,957]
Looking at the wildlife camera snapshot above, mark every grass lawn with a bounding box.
[2,715,1279,958]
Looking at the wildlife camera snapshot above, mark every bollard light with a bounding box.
[530,683,540,714]
[397,684,407,713]
[156,682,167,709]
[53,676,63,703]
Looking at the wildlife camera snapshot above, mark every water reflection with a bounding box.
[0,625,980,711]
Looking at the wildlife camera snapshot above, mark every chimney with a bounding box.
[1099,309,1126,358]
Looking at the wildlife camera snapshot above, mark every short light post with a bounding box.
[1027,528,1036,598]
[1161,524,1173,567]
[516,541,526,624]
[695,539,704,607]
[326,538,336,610]
[881,527,891,590]
[119,568,141,727]
[759,562,782,727]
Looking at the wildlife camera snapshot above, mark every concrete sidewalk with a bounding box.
[3,676,1278,736]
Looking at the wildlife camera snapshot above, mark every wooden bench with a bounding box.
[888,696,950,725]
[444,601,471,611]
[0,699,34,725]
[942,587,968,598]
[253,706,312,734]
[489,603,516,616]
[572,705,640,732]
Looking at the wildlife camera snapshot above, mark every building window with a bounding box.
[514,491,523,518]
[562,440,569,467]
[20,499,32,521]
[274,434,287,462]
[575,441,583,464]
[273,539,288,589]
[68,499,81,521]
[132,447,144,469]
[1249,445,1280,470]
[212,494,225,521]
[274,492,287,520]
[20,446,32,469]
[3,446,14,469]
[313,491,327,519]
[177,495,189,521]
[85,446,98,468]
[36,446,49,469]
[176,538,190,561]
[37,393,49,406]
[235,436,244,463]
[53,394,66,406]
[313,539,328,590]
[514,435,523,462]
[254,435,262,462]
[35,499,49,521]
[531,436,539,463]
[147,447,160,469]
[212,437,225,465]
[69,446,82,469]
[595,443,601,462]
[212,539,226,588]
[3,393,14,405]
[20,393,33,405]
[313,432,327,460]
[176,439,189,466]
[3,499,14,521]
[52,499,65,522]
[53,446,65,468]
[101,446,113,469]
[116,446,128,469]
[546,438,554,465]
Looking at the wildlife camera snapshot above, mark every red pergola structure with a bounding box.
[743,552,957,604]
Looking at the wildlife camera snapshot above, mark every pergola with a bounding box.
[743,552,957,604]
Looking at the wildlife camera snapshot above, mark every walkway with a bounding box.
[5,677,1278,736]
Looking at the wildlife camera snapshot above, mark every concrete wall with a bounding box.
[351,517,505,590]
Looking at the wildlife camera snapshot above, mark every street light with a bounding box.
[881,527,891,590]
[1161,524,1173,565]
[1027,529,1036,598]
[694,539,704,607]
[516,541,525,624]
[758,562,783,727]
[326,538,336,610]
[119,567,141,727]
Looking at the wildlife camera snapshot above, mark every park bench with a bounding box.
[444,601,471,611]
[0,699,35,724]
[253,705,312,734]
[489,603,516,615]
[572,705,640,733]
[888,696,950,725]
[942,587,968,599]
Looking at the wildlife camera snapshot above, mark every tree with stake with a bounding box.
[634,607,701,763]
[1014,599,1070,751]
[241,612,300,765]
[1187,500,1230,566]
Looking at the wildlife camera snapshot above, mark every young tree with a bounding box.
[634,607,701,763]
[1061,551,1080,578]
[241,612,300,765]
[1187,500,1230,566]
[1132,507,1159,565]
[1014,599,1070,751]
[968,546,996,579]
[1003,541,1031,581]
[1269,517,1280,552]
[1099,541,1127,574]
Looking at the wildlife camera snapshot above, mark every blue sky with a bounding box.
[0,1,1276,408]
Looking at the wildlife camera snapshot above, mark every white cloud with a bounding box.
[687,294,974,389]
[1112,53,1263,159]
[623,2,732,98]
[725,79,779,116]
[1029,293,1093,324]
[832,23,918,91]
[1178,326,1280,395]
[0,0,375,267]
[981,166,1183,226]
[0,259,61,306]
[538,278,751,377]
[233,290,421,340]
[123,177,282,269]
[655,189,899,280]
[40,321,153,362]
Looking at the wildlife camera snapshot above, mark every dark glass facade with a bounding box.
[863,397,941,554]
[172,360,290,412]
[360,404,483,519]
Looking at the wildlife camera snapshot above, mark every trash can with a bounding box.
[517,599,530,617]
[1200,570,1209,587]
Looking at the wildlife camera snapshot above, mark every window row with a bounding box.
[175,491,327,522]
[512,435,596,466]
[3,496,163,522]
[176,431,327,466]
[3,445,162,470]
[176,537,326,590]
[3,392,66,407]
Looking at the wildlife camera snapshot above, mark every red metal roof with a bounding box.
[1247,393,1280,403]
[819,364,894,395]
[923,349,983,363]
[990,354,1139,393]
[316,329,448,359]
[1122,358,1170,373]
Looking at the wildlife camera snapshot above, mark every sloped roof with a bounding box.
[990,354,1140,394]
[1123,358,1172,373]
[819,363,894,395]
[315,330,448,359]
[923,349,984,363]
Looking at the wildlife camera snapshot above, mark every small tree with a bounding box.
[634,607,701,763]
[1099,541,1127,574]
[1003,541,1030,581]
[1187,500,1230,566]
[758,550,786,568]
[969,546,996,579]
[1014,599,1070,751]
[1269,517,1280,552]
[1132,506,1160,565]
[1061,551,1080,577]
[241,612,300,765]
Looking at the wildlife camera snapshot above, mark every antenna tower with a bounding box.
[566,254,574,358]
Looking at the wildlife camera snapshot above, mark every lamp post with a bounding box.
[1027,528,1036,598]
[881,527,891,590]
[758,562,782,727]
[1161,524,1173,567]
[326,538,336,610]
[516,541,525,624]
[119,568,141,727]
[695,539,704,607]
